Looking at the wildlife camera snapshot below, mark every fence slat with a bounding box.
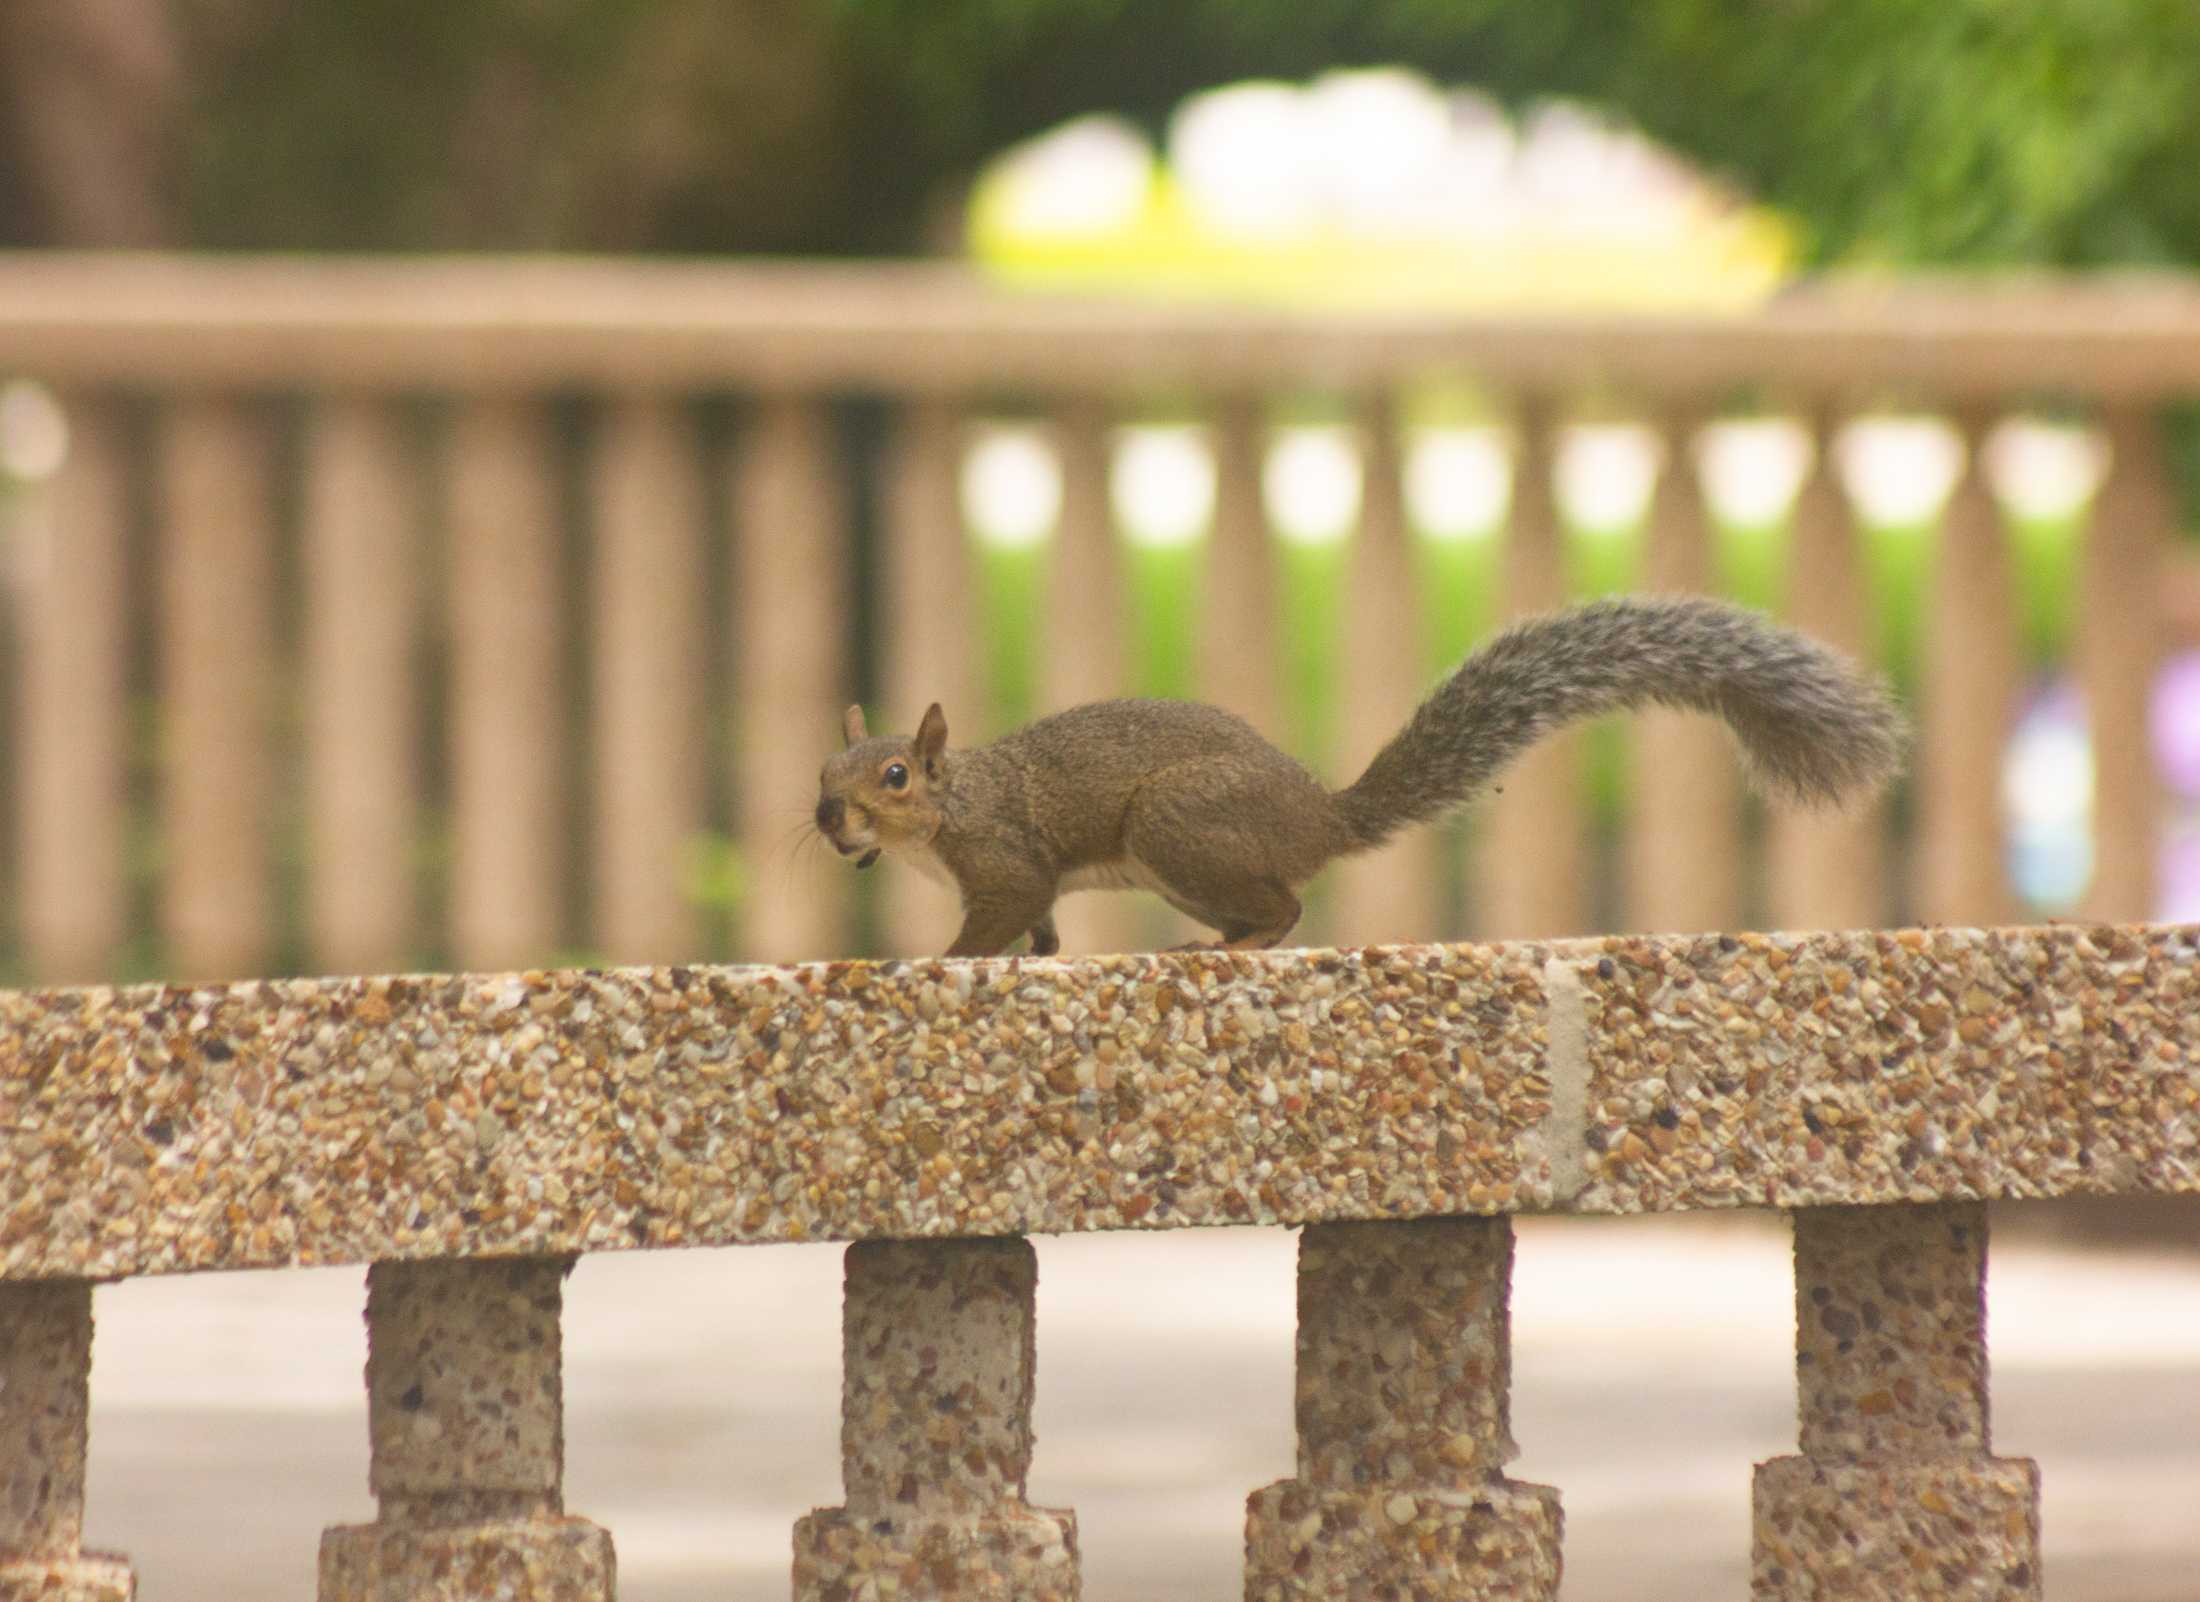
[1768,409,1886,931]
[732,395,850,963]
[589,394,705,965]
[1478,402,1588,938]
[1918,410,2018,927]
[17,394,128,983]
[160,396,274,980]
[2081,406,2170,922]
[1624,409,1743,934]
[304,397,419,975]
[1197,396,1278,733]
[879,399,975,956]
[1045,401,1148,955]
[448,397,565,972]
[1332,394,1441,946]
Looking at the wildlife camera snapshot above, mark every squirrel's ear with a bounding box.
[841,705,869,747]
[914,702,948,774]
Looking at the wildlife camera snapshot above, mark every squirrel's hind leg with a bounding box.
[1128,843,1302,950]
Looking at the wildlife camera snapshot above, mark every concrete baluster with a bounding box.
[881,399,979,955]
[732,395,853,963]
[1197,396,1279,736]
[161,395,277,980]
[1331,392,1443,947]
[1245,1219,1562,1601]
[1625,405,1744,934]
[794,1239,1080,1601]
[1045,402,1145,956]
[304,395,421,975]
[17,394,128,984]
[1753,1203,2040,1600]
[0,1282,133,1602]
[1478,400,1588,938]
[1768,406,1887,932]
[2080,406,2171,922]
[449,397,566,973]
[1917,410,2019,927]
[589,393,706,966]
[320,1258,615,1601]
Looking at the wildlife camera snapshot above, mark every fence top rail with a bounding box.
[2,922,2192,1282]
[4,253,2200,399]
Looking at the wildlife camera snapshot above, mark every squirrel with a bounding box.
[813,594,1903,958]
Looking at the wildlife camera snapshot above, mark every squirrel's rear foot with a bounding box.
[1165,931,1287,954]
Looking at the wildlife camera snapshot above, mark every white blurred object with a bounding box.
[1405,426,1509,539]
[2004,679,2094,911]
[1838,416,1964,528]
[0,379,69,481]
[1170,83,1320,239]
[1697,417,1810,529]
[1988,417,2108,522]
[1302,69,1455,233]
[1113,425,1216,550]
[1265,424,1363,546]
[962,423,1062,551]
[984,116,1155,238]
[1558,423,1658,534]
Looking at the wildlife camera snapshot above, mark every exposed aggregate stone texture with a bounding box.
[1751,1202,2041,1601]
[317,1516,616,1602]
[363,1257,569,1516]
[792,1505,1079,1602]
[0,1556,135,1602]
[796,1237,1081,1600]
[1292,1218,1516,1485]
[1244,1216,1562,1600]
[1243,1479,1562,1602]
[1792,1203,1988,1461]
[1576,924,2198,1212]
[837,1239,1038,1512]
[1752,1457,2042,1601]
[0,1282,94,1555]
[0,925,2193,1281]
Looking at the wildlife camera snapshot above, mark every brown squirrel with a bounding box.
[814,595,1903,957]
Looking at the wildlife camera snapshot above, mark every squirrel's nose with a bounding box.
[815,796,844,832]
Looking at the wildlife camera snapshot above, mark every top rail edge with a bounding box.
[3,254,2200,398]
[1,922,2194,1283]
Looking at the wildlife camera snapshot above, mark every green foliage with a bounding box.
[836,0,2200,267]
[167,1,2200,269]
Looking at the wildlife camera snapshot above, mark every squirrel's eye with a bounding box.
[883,762,909,790]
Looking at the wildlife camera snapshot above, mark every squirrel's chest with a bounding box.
[900,843,962,891]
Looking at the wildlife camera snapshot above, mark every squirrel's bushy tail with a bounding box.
[1333,595,1905,851]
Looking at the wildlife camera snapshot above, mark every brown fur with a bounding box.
[815,597,1904,957]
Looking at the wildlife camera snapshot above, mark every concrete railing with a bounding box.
[2,921,2193,1598]
[1,256,2194,986]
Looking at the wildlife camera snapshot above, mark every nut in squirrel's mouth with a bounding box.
[830,839,882,869]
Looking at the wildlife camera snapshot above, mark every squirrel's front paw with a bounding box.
[1027,921,1061,956]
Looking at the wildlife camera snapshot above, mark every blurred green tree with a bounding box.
[5,0,2197,265]
[837,0,2200,267]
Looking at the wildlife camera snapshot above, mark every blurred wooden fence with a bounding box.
[0,255,2193,982]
